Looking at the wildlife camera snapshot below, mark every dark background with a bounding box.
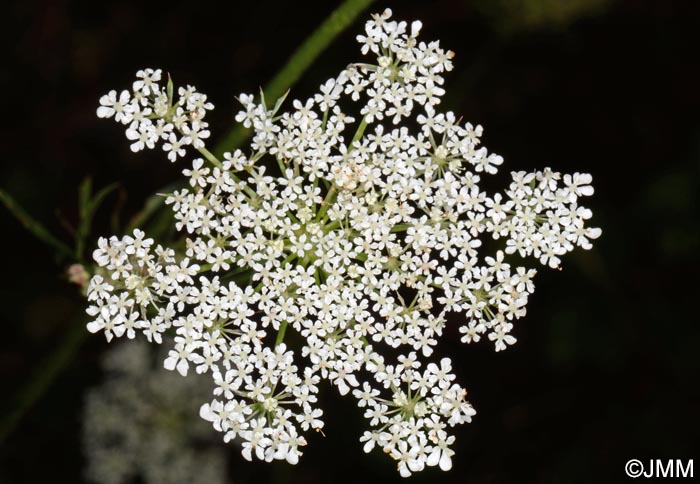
[1,0,698,483]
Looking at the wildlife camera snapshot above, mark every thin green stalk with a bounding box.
[350,116,368,148]
[196,146,223,169]
[76,179,118,262]
[0,188,73,259]
[275,321,288,346]
[316,186,337,222]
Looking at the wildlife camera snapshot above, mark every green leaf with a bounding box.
[271,89,291,117]
[126,180,181,232]
[75,179,118,261]
[0,187,73,259]
[91,182,119,214]
[259,86,267,110]
[78,177,93,220]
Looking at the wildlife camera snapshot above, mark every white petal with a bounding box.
[96,106,114,118]
[426,448,440,467]
[86,320,104,334]
[286,450,299,465]
[176,358,189,376]
[439,451,453,471]
[200,403,216,422]
[163,355,177,371]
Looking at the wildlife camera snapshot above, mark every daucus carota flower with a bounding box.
[83,340,228,484]
[88,9,600,476]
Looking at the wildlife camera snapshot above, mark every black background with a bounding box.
[1,0,698,483]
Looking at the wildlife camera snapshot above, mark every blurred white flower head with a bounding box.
[83,340,228,484]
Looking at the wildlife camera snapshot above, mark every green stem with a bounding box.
[0,188,74,260]
[214,0,377,157]
[390,223,412,233]
[275,321,288,347]
[316,185,337,222]
[196,146,223,169]
[350,116,368,148]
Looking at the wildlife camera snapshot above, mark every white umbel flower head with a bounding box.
[88,9,600,476]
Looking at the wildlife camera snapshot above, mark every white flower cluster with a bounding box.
[90,9,600,476]
[97,67,212,160]
[83,340,228,484]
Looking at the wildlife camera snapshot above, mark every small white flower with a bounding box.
[97,89,133,123]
